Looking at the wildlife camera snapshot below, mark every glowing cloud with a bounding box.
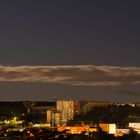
[0,65,140,86]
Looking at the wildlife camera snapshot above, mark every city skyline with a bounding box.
[0,1,140,102]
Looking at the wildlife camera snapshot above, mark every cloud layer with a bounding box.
[0,65,140,86]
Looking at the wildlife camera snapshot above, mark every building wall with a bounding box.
[100,123,116,134]
[80,101,110,114]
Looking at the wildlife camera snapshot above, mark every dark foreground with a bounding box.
[0,128,140,140]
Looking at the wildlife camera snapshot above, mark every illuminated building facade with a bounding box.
[46,110,52,124]
[56,100,80,125]
[100,124,116,134]
[47,109,62,127]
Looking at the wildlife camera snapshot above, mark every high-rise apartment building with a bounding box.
[56,100,80,125]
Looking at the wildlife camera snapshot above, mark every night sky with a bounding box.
[0,0,140,102]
